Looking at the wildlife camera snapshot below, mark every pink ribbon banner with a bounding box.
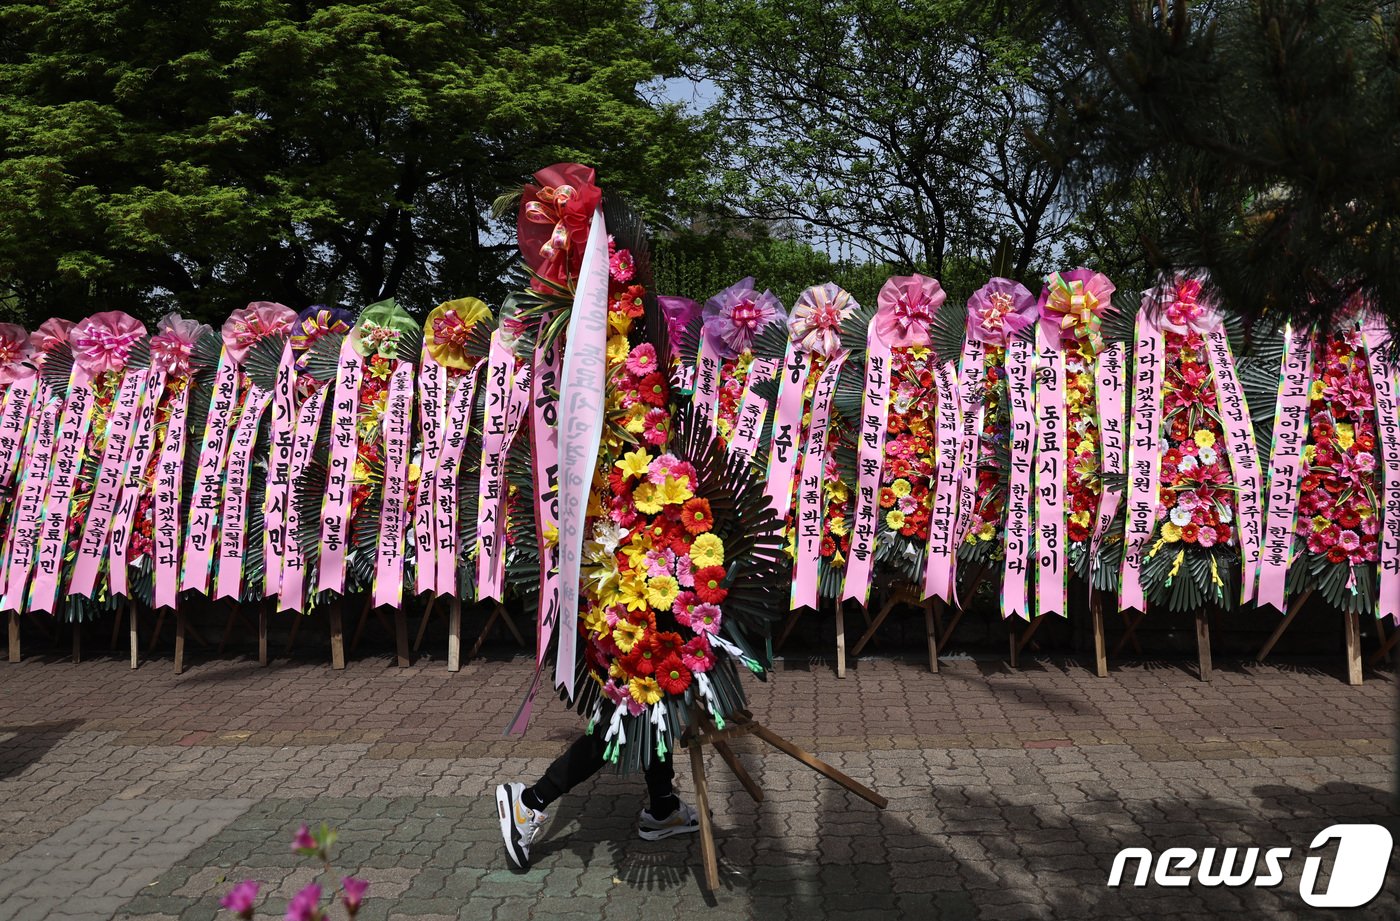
[70,370,148,599]
[1002,336,1035,619]
[923,357,962,602]
[1090,342,1127,584]
[372,361,416,609]
[262,341,297,598]
[477,347,532,603]
[1363,319,1400,624]
[181,350,239,595]
[730,357,777,463]
[691,331,722,430]
[842,328,892,605]
[412,352,447,596]
[153,385,191,610]
[316,339,363,596]
[431,363,483,597]
[1119,311,1166,615]
[952,337,986,558]
[1033,323,1068,618]
[110,369,166,599]
[554,205,611,697]
[1,384,60,612]
[791,352,845,611]
[214,386,273,601]
[278,386,328,613]
[1256,325,1313,613]
[0,375,37,490]
[764,343,810,516]
[1203,327,1264,602]
[29,373,95,614]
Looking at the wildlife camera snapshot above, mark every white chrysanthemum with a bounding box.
[1170,507,1193,526]
[1198,446,1217,466]
[1179,454,1199,472]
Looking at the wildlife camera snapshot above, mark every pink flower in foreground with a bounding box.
[284,883,322,921]
[341,877,369,915]
[291,823,317,853]
[220,880,259,919]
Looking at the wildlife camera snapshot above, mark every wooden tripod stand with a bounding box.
[681,706,888,891]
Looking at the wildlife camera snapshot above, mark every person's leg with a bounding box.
[521,732,607,810]
[643,751,680,819]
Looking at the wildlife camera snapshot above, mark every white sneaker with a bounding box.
[638,799,700,841]
[496,782,548,869]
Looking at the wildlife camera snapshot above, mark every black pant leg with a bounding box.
[531,732,607,806]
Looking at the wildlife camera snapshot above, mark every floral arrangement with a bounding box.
[698,278,785,446]
[1284,325,1382,612]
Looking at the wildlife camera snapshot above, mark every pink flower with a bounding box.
[672,591,699,618]
[681,636,713,673]
[291,823,317,853]
[602,680,629,706]
[642,408,670,446]
[968,275,1036,344]
[149,313,212,376]
[789,283,855,358]
[222,301,296,364]
[341,877,369,915]
[609,249,635,283]
[0,323,34,384]
[220,880,260,919]
[29,317,75,355]
[624,343,658,377]
[1196,524,1216,548]
[702,277,785,358]
[72,311,146,376]
[1338,530,1361,551]
[689,603,722,635]
[285,882,322,921]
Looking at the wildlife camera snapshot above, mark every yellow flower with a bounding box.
[1309,380,1326,401]
[629,676,663,706]
[1193,430,1215,449]
[1303,444,1316,464]
[624,403,649,433]
[607,334,630,364]
[582,605,609,637]
[616,572,650,612]
[353,460,372,484]
[977,521,996,541]
[407,462,421,484]
[1336,423,1355,450]
[1070,510,1092,528]
[1357,504,1375,519]
[1162,522,1183,543]
[828,515,849,537]
[656,475,693,506]
[1311,515,1331,533]
[616,448,651,480]
[909,346,930,361]
[609,310,633,337]
[826,479,849,503]
[586,489,604,517]
[633,483,663,514]
[609,660,626,680]
[890,478,912,498]
[831,549,846,568]
[647,575,680,610]
[613,619,646,652]
[543,522,559,547]
[690,533,725,567]
[885,509,906,530]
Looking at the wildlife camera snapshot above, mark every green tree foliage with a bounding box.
[1037,0,1400,332]
[0,0,708,324]
[658,0,1077,286]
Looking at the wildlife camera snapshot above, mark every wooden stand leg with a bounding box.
[174,609,186,675]
[329,600,345,670]
[498,605,527,646]
[938,606,965,655]
[749,721,888,809]
[924,600,939,673]
[414,595,437,654]
[713,741,764,803]
[1195,608,1212,682]
[468,604,500,661]
[1112,609,1147,658]
[834,601,846,679]
[258,602,268,666]
[447,596,462,672]
[8,611,19,663]
[110,606,125,650]
[350,596,373,655]
[1370,620,1400,666]
[1258,589,1313,661]
[851,595,899,658]
[285,612,303,655]
[1345,609,1363,686]
[395,607,410,667]
[1011,615,1048,669]
[687,737,720,891]
[1091,593,1107,678]
[129,604,139,670]
[148,609,166,653]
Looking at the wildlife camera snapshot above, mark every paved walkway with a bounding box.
[0,651,1396,920]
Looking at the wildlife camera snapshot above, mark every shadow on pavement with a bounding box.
[0,719,81,781]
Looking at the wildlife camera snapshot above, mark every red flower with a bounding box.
[694,566,728,603]
[657,656,692,695]
[636,372,667,407]
[680,498,713,535]
[623,640,659,677]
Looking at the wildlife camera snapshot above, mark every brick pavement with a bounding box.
[0,652,1396,920]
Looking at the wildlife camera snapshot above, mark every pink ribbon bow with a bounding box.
[875,274,945,348]
[72,311,146,376]
[967,277,1036,345]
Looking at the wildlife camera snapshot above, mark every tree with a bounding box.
[0,0,710,325]
[1034,0,1400,331]
[659,0,1077,284]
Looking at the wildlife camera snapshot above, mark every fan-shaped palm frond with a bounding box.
[244,334,288,393]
